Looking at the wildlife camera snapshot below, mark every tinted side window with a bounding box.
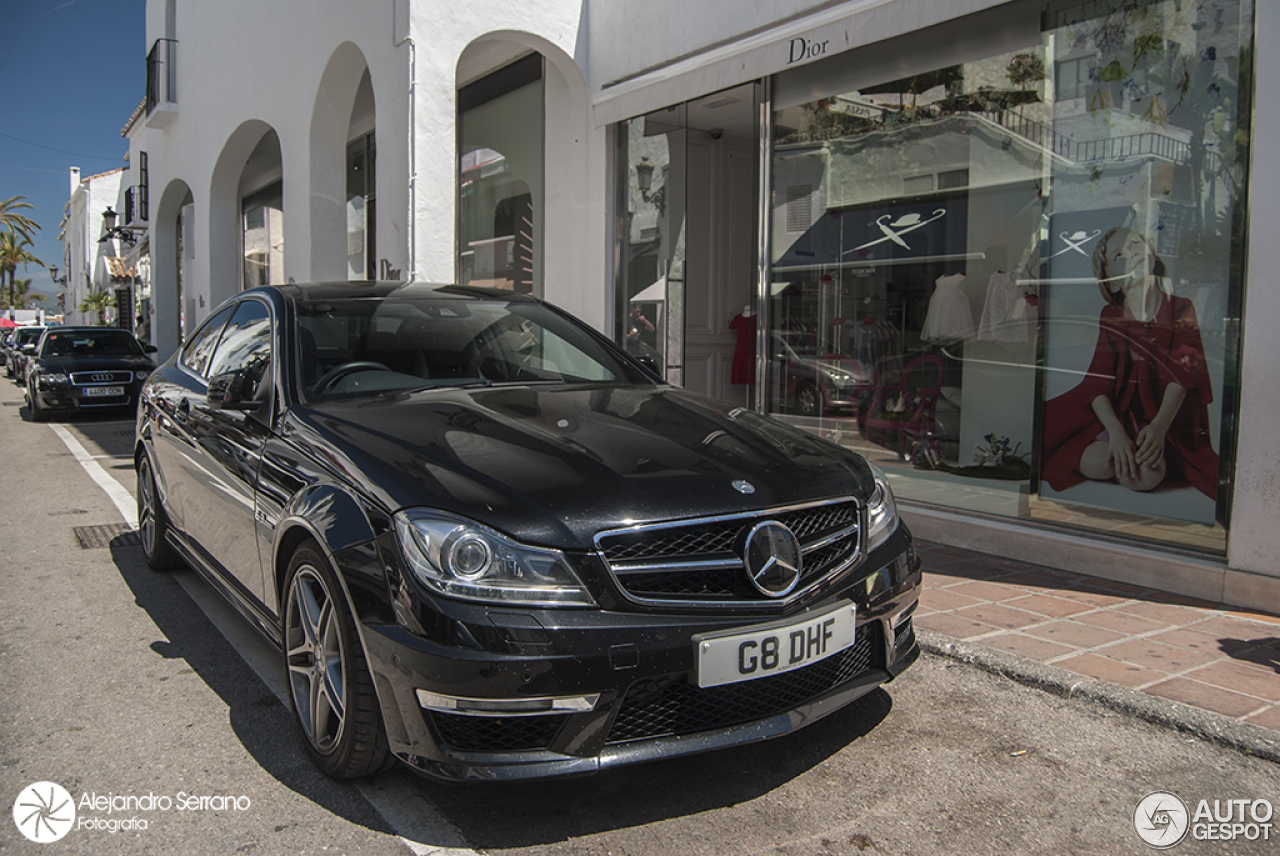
[181,306,235,377]
[208,300,272,395]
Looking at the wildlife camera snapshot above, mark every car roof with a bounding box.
[44,326,134,334]
[244,280,543,305]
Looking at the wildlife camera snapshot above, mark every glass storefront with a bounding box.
[616,102,689,384]
[458,54,544,296]
[346,133,376,280]
[765,0,1253,553]
[242,181,284,288]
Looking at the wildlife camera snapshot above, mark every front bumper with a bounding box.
[30,382,142,413]
[359,525,921,782]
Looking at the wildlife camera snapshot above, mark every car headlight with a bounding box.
[393,510,595,607]
[38,371,69,386]
[865,462,900,551]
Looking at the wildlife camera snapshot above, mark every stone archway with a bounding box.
[310,42,376,281]
[151,178,194,360]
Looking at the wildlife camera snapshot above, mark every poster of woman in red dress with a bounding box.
[1040,227,1219,502]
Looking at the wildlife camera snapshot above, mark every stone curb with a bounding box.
[916,628,1280,766]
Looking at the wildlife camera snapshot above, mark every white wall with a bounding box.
[1227,0,1280,584]
[140,0,608,347]
[62,169,124,326]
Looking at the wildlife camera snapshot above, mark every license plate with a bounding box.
[82,386,124,398]
[694,602,856,688]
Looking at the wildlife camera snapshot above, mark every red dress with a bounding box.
[730,313,756,385]
[1041,294,1219,499]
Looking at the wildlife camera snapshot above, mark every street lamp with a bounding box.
[99,207,137,247]
[634,157,666,215]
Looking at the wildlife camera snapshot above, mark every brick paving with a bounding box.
[914,541,1280,734]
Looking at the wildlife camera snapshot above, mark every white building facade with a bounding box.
[61,166,129,327]
[127,0,1280,612]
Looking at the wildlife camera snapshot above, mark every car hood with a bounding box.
[288,384,875,549]
[35,354,156,373]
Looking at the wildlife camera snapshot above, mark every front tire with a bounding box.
[283,541,390,778]
[796,381,823,417]
[137,452,183,570]
[26,385,46,422]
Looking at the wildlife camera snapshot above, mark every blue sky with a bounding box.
[1,0,145,303]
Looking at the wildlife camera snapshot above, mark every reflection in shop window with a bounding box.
[768,0,1253,554]
[243,182,283,288]
[458,55,543,296]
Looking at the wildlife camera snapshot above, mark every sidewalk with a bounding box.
[913,540,1280,744]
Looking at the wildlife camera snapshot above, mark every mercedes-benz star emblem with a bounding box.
[732,480,755,495]
[742,521,803,598]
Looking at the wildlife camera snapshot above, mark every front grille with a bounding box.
[70,370,133,385]
[595,499,861,605]
[607,621,881,744]
[428,712,565,752]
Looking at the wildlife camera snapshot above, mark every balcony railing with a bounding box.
[145,39,177,124]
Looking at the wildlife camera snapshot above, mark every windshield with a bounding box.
[40,329,142,357]
[296,296,650,401]
[15,328,44,346]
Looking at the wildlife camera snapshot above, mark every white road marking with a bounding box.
[50,422,479,856]
[50,423,138,527]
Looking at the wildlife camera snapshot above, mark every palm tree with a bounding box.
[79,290,116,325]
[0,195,40,243]
[3,278,46,310]
[0,231,44,311]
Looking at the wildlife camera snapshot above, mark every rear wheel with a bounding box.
[283,541,390,778]
[137,452,183,570]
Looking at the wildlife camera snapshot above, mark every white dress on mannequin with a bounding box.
[922,273,975,342]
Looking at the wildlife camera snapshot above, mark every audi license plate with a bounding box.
[82,386,124,398]
[694,602,856,688]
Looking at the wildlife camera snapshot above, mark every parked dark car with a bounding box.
[135,281,921,783]
[6,325,46,382]
[24,327,158,421]
[770,332,873,417]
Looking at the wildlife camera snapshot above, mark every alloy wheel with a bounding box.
[285,567,347,753]
[137,459,158,555]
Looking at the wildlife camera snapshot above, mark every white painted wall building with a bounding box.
[123,0,1280,612]
[61,166,125,327]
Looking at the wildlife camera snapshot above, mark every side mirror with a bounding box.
[144,344,159,354]
[20,344,35,354]
[634,355,661,380]
[207,369,263,411]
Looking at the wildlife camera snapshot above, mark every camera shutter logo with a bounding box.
[1134,791,1190,848]
[13,781,76,843]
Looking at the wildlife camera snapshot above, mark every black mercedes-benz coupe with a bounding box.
[135,281,920,783]
[25,326,157,421]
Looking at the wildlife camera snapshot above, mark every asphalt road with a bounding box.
[0,378,1276,856]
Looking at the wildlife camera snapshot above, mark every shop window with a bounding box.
[242,182,283,288]
[347,133,376,280]
[768,0,1254,554]
[458,54,543,295]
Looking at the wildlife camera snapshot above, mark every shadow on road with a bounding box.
[411,686,894,848]
[105,536,398,838]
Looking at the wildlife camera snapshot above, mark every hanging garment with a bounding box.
[978,271,1033,343]
[921,273,975,343]
[729,313,756,385]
